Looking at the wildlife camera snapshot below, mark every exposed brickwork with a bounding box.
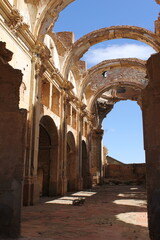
[105,164,146,182]
[0,42,27,238]
[142,52,160,240]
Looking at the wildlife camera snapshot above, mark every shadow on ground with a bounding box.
[21,184,149,240]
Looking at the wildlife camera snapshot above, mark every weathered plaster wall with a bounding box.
[41,106,61,130]
[0,24,32,109]
[44,34,60,70]
[0,42,27,237]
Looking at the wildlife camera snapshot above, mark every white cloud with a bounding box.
[83,44,156,67]
[104,128,116,133]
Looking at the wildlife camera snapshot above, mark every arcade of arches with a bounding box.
[0,1,160,239]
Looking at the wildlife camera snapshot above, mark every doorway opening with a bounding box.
[38,116,59,197]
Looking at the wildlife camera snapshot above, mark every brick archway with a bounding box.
[79,58,147,112]
[89,82,144,113]
[80,58,146,99]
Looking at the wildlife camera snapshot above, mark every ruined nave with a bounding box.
[0,1,160,239]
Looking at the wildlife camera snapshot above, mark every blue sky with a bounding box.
[54,0,159,163]
[54,0,159,39]
[102,101,144,164]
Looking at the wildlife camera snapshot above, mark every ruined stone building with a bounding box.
[0,0,160,239]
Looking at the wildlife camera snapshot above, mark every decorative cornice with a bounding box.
[78,102,87,111]
[8,9,29,32]
[87,113,95,122]
[62,80,74,91]
[0,1,35,50]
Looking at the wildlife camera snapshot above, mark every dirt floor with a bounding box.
[19,184,149,240]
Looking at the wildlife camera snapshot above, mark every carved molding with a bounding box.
[35,57,46,77]
[33,41,52,77]
[8,9,29,33]
[78,102,87,111]
[0,1,35,50]
[24,0,40,4]
[62,80,74,91]
[92,128,104,138]
[97,100,113,128]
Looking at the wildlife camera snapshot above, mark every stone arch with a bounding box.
[66,131,76,192]
[38,115,59,197]
[63,26,160,78]
[89,82,144,112]
[81,58,147,112]
[80,58,146,98]
[34,0,75,40]
[82,140,91,189]
[29,0,160,41]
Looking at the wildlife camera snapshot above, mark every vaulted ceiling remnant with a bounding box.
[80,58,147,97]
[85,67,147,93]
[81,58,148,125]
[79,58,148,115]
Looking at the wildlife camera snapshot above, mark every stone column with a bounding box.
[23,53,40,206]
[91,129,104,185]
[0,42,26,237]
[76,111,83,190]
[87,121,93,188]
[23,45,50,205]
[76,105,89,190]
[58,90,68,195]
[142,52,160,240]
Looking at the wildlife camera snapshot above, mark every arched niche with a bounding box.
[66,131,76,192]
[37,115,59,197]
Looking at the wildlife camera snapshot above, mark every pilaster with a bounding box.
[142,52,160,240]
[91,128,104,185]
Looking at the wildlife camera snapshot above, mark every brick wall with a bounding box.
[104,163,146,182]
